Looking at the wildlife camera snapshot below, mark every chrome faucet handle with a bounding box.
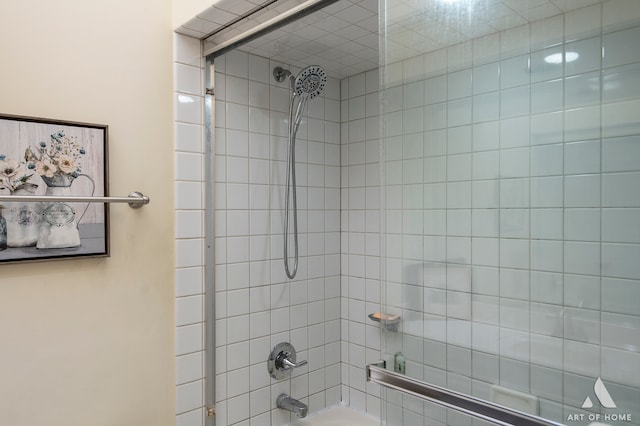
[268,342,307,380]
[280,355,307,370]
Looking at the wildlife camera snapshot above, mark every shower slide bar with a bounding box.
[366,364,564,426]
[0,192,150,209]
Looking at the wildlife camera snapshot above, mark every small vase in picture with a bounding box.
[6,183,40,247]
[36,173,94,249]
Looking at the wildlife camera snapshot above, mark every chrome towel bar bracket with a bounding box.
[0,191,150,209]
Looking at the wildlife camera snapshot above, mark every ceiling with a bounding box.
[184,0,606,79]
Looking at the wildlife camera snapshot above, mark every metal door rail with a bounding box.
[0,191,149,209]
[366,364,564,426]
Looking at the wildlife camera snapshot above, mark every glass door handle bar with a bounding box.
[0,191,150,209]
[366,365,564,426]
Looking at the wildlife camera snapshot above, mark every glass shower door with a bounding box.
[377,0,640,425]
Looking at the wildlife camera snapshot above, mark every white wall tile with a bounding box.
[175,123,203,153]
[602,172,640,207]
[565,37,602,76]
[176,380,204,414]
[603,135,640,172]
[564,174,600,207]
[565,4,601,41]
[225,50,249,78]
[500,55,530,88]
[177,352,204,385]
[448,69,472,100]
[473,63,499,95]
[530,49,563,83]
[602,243,640,280]
[564,208,600,242]
[602,347,640,388]
[602,312,640,352]
[176,409,203,426]
[564,241,600,275]
[531,79,563,113]
[500,148,529,178]
[531,143,563,176]
[603,208,640,243]
[531,240,563,272]
[473,92,500,123]
[176,323,204,356]
[176,295,204,326]
[499,238,529,269]
[604,63,640,106]
[565,105,600,141]
[564,274,600,310]
[176,267,203,297]
[473,33,500,65]
[176,239,204,268]
[447,98,472,127]
[500,116,529,148]
[175,63,202,96]
[174,33,201,67]
[248,54,270,83]
[603,26,640,68]
[500,86,530,118]
[176,94,203,124]
[564,340,600,376]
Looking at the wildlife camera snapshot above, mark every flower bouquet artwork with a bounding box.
[0,114,108,263]
[25,131,96,249]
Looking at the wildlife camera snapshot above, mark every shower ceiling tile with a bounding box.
[198,0,607,79]
[215,0,258,16]
[197,7,237,25]
[551,0,603,12]
[314,15,353,32]
[359,0,378,13]
[518,3,564,21]
[273,0,309,13]
[490,13,529,31]
[355,15,379,33]
[334,23,371,41]
[321,0,352,14]
[182,16,221,36]
[336,4,377,24]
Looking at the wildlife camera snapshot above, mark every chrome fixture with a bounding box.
[293,65,326,99]
[275,65,327,279]
[0,191,150,209]
[368,312,401,332]
[276,393,308,418]
[272,66,291,82]
[267,342,307,380]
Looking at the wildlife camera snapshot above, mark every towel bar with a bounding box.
[0,191,150,209]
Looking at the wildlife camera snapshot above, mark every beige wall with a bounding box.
[0,1,175,425]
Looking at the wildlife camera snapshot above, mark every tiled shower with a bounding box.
[174,1,640,425]
[212,51,344,425]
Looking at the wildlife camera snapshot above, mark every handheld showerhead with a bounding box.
[281,64,327,280]
[294,65,327,99]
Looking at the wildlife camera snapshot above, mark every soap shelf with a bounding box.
[368,312,401,332]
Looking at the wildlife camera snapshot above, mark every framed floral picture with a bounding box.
[0,113,109,263]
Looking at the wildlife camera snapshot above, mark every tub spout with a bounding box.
[276,393,308,418]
